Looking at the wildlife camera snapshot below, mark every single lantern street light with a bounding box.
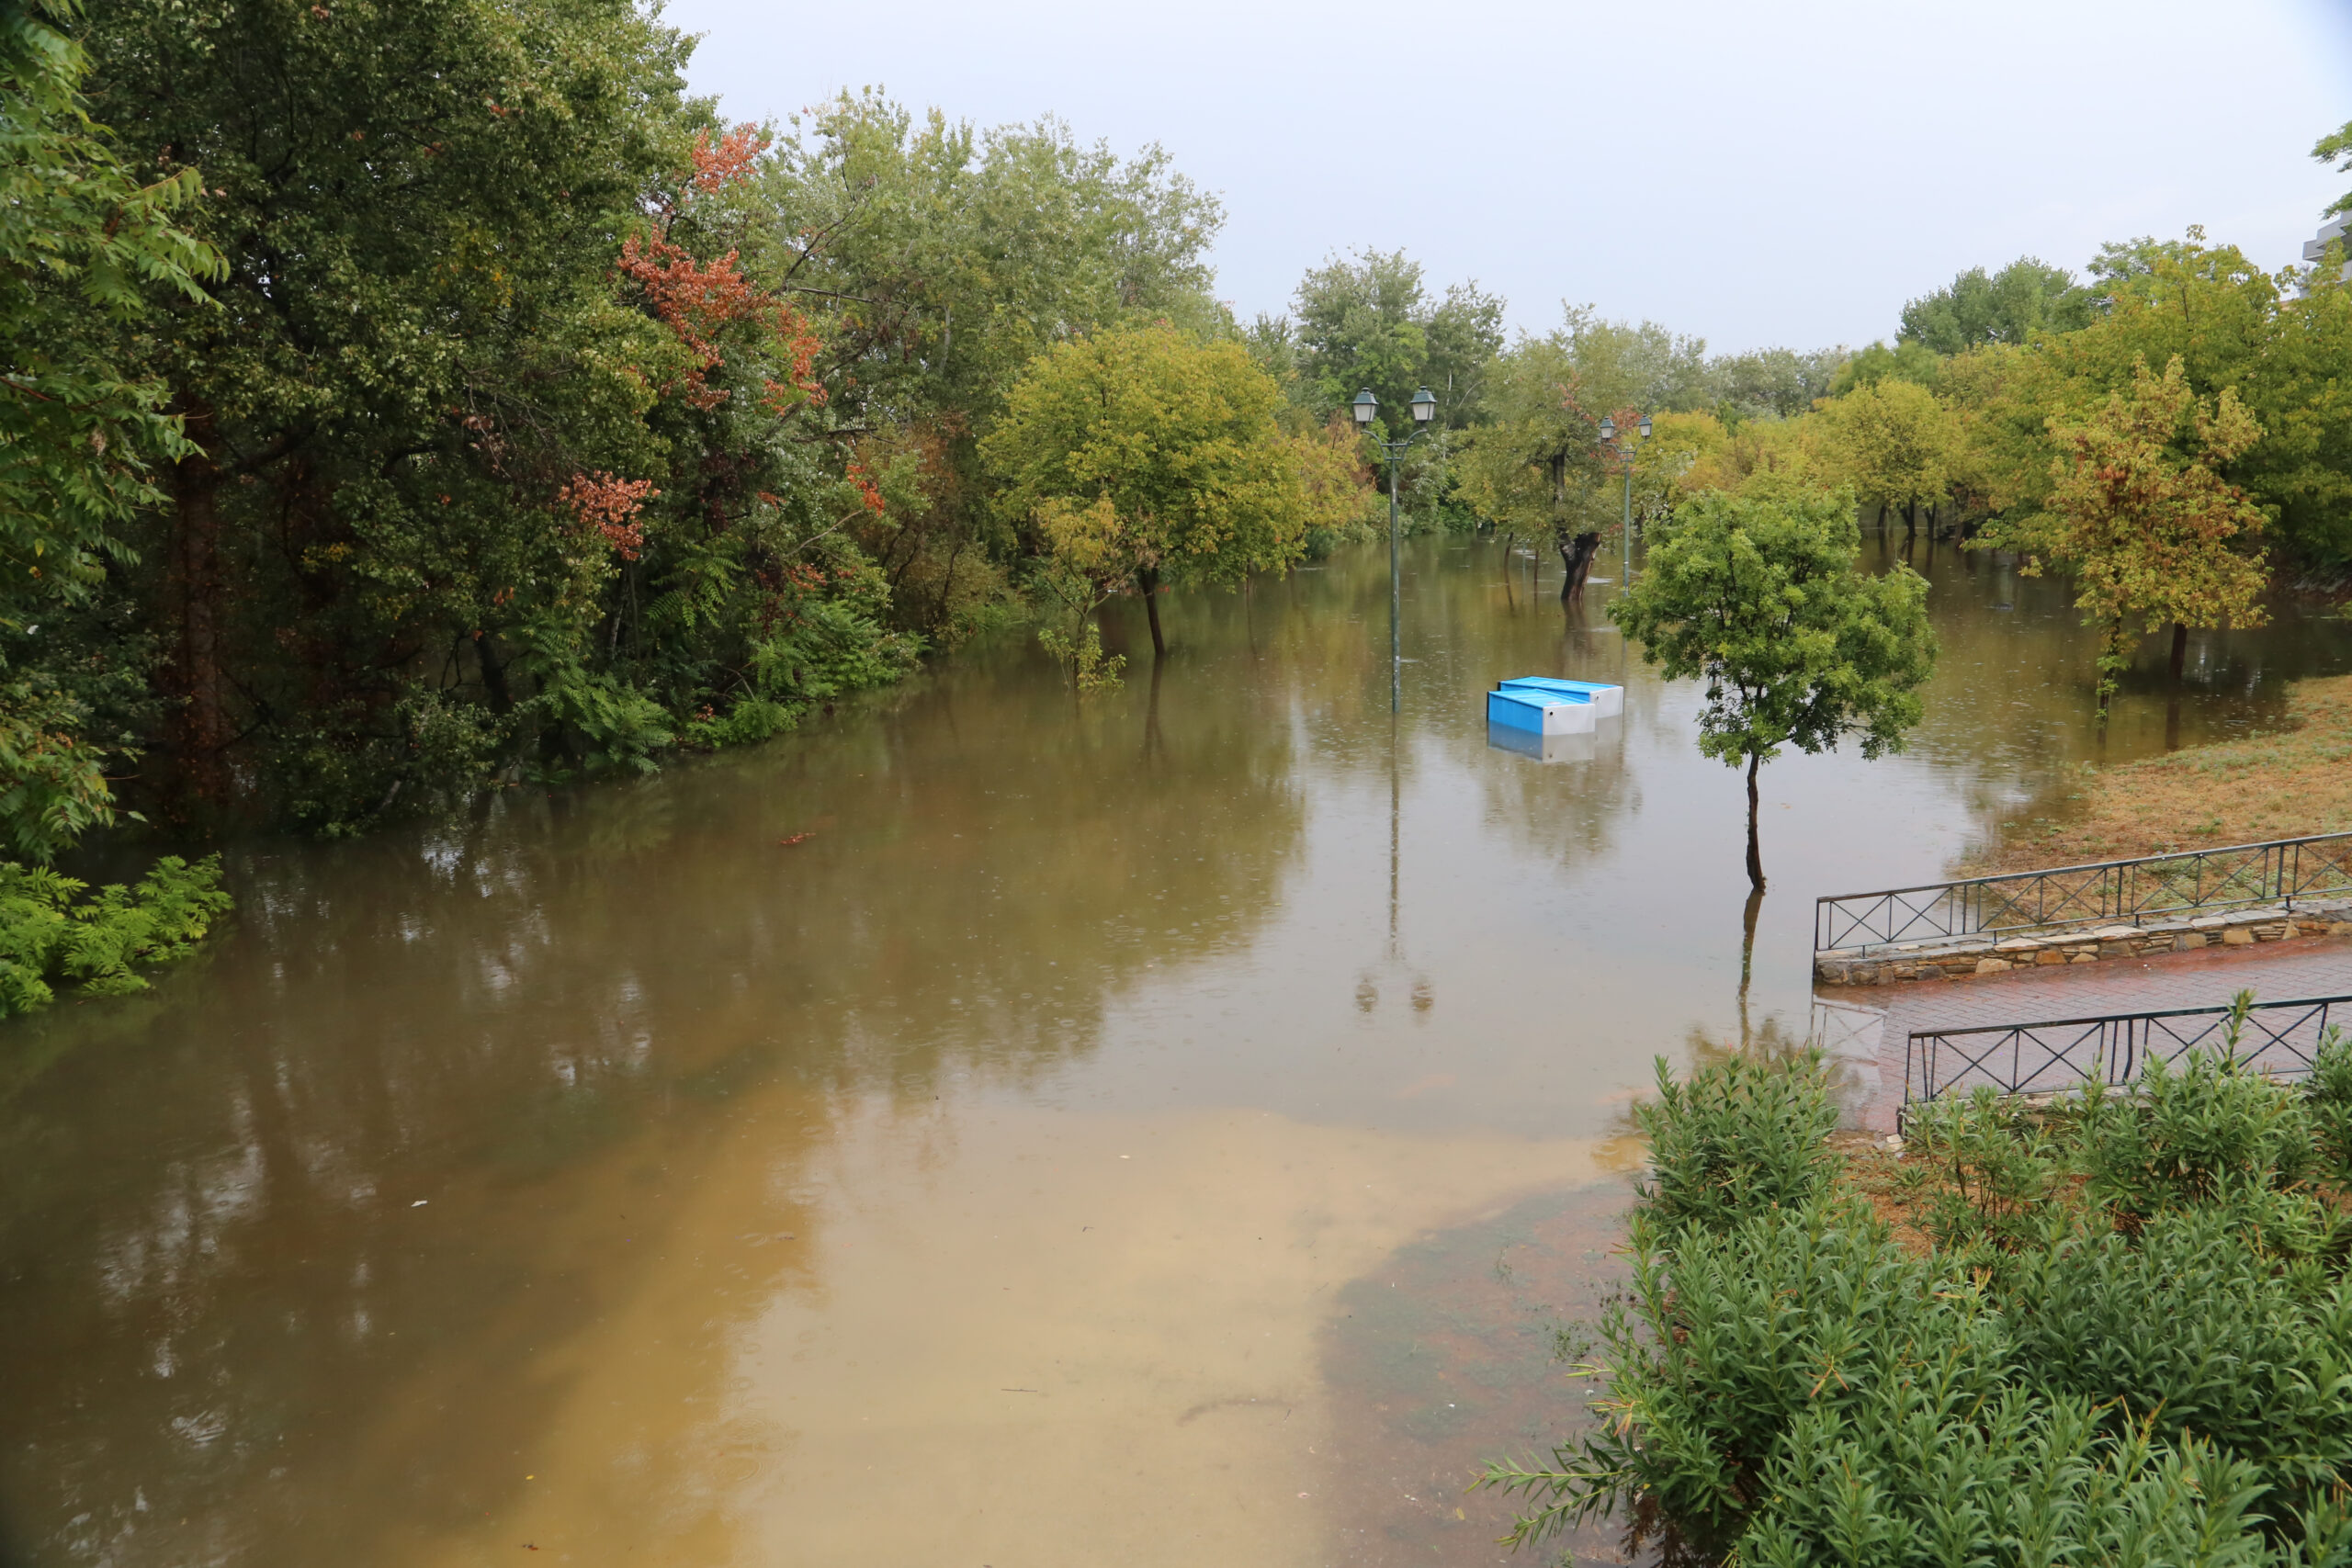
[1356,387,1439,714]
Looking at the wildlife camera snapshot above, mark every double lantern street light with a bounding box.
[1597,412,1653,585]
[1351,385,1438,714]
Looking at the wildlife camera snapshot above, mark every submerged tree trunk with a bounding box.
[1556,530,1602,601]
[1137,565,1166,660]
[2169,621,2188,682]
[1745,750,1765,890]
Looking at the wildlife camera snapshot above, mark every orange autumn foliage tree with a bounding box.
[616,124,825,419]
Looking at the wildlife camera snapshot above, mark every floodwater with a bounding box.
[2,534,2346,1567]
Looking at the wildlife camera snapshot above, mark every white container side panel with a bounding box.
[1540,701,1596,736]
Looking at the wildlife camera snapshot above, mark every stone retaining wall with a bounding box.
[1815,899,2352,987]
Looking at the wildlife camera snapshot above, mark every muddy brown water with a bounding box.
[2,535,2346,1566]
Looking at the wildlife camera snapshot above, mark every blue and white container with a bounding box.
[1485,684,1597,736]
[1496,676,1623,718]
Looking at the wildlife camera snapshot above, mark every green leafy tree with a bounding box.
[0,0,221,862]
[1280,248,1502,430]
[981,322,1309,659]
[1703,345,1848,424]
[2318,118,2352,219]
[1815,378,1955,533]
[1899,257,2093,355]
[1827,336,1944,396]
[1455,334,1619,595]
[1457,308,1727,590]
[2032,229,2352,566]
[757,93,1229,637]
[1981,355,2268,710]
[1555,309,1713,415]
[0,0,234,1013]
[83,0,702,823]
[1611,488,1935,887]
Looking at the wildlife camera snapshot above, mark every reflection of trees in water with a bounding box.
[0,631,1311,1564]
[1859,535,2351,868]
[1883,534,2341,757]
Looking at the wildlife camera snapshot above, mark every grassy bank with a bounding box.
[1484,1043,2352,1564]
[1977,673,2352,874]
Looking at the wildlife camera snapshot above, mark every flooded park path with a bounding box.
[3,536,2347,1565]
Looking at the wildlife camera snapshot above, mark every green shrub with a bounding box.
[1906,1087,2069,1254]
[1486,1043,2352,1564]
[2077,1020,2321,1223]
[2007,1210,2352,1525]
[1634,1047,1837,1235]
[677,695,801,751]
[0,854,231,1016]
[2301,1025,2352,1186]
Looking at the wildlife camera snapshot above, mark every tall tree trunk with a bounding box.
[2168,621,2188,682]
[1745,751,1765,890]
[1904,501,1917,537]
[1556,530,1602,601]
[1137,565,1166,660]
[167,413,229,818]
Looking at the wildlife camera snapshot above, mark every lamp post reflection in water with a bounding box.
[1356,713,1433,1016]
[1351,385,1439,714]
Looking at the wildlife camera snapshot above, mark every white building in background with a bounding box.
[2303,216,2352,280]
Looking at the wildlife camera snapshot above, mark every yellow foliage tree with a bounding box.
[1990,355,2267,711]
[983,322,1313,660]
[1815,378,1955,534]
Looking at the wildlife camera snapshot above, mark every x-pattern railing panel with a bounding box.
[2291,838,2352,897]
[1904,995,2348,1118]
[1816,831,2352,952]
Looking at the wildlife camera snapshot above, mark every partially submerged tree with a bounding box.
[1980,355,2268,709]
[1612,488,1936,888]
[981,321,1310,659]
[1453,337,1615,597]
[1815,378,1955,534]
[1026,495,1129,692]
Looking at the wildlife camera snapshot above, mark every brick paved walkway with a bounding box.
[1830,933,2352,1131]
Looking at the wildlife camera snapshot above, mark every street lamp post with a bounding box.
[1597,413,1653,585]
[1352,386,1438,713]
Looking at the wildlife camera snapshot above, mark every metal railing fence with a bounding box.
[1816,831,2352,953]
[1902,993,2349,1120]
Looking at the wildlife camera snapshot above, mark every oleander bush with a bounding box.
[1485,1030,2352,1566]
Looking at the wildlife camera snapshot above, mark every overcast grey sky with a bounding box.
[662,0,2352,355]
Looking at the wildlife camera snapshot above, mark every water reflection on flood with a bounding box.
[0,534,2346,1565]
